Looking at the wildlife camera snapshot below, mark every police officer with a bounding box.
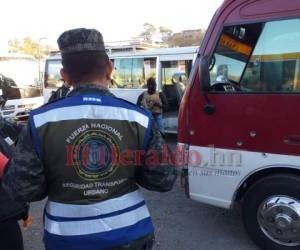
[0,114,28,250]
[2,28,176,250]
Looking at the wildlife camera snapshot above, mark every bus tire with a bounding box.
[242,174,300,250]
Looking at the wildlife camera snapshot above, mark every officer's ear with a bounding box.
[105,60,113,81]
[60,68,73,86]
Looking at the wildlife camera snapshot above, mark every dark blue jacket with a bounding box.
[0,119,28,222]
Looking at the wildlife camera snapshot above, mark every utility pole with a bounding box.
[38,37,47,84]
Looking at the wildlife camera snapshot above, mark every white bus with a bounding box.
[43,46,198,133]
[0,55,43,119]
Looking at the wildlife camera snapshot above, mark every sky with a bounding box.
[0,0,223,52]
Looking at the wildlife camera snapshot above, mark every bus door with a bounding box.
[160,56,193,133]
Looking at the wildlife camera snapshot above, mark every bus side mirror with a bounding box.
[199,56,216,115]
[199,56,211,92]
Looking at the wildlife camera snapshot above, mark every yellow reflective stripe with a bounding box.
[251,52,300,61]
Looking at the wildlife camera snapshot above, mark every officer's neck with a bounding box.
[73,79,110,89]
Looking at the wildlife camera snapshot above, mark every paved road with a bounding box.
[23,137,259,250]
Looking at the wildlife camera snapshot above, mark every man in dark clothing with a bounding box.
[48,80,71,103]
[0,117,28,250]
[3,28,176,250]
[137,78,168,133]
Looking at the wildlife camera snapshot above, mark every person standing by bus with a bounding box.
[2,28,176,250]
[137,78,168,134]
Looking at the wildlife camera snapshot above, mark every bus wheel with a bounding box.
[242,174,300,250]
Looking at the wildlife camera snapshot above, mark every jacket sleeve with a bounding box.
[2,123,47,202]
[48,90,57,103]
[159,92,168,111]
[0,117,23,142]
[136,93,144,107]
[136,121,177,192]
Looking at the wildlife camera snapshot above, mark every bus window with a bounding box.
[144,58,156,81]
[45,60,63,88]
[161,60,192,112]
[210,19,300,93]
[112,57,156,89]
[240,19,300,92]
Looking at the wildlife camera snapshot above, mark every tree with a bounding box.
[158,26,173,43]
[167,29,206,47]
[139,23,157,43]
[137,23,206,47]
[8,37,52,59]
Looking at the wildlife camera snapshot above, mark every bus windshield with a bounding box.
[0,59,40,87]
[0,58,42,99]
[44,60,63,88]
[210,23,263,84]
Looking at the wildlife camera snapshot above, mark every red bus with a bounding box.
[178,0,300,249]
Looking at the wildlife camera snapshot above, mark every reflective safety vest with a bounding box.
[141,91,162,114]
[29,93,154,250]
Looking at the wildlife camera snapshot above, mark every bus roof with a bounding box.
[0,53,35,60]
[47,46,199,60]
